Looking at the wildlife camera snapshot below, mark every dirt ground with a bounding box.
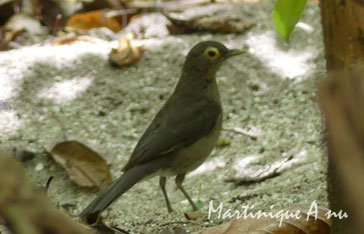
[0,1,328,233]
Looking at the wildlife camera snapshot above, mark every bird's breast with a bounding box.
[159,113,222,176]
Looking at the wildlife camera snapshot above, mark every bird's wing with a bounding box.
[123,97,221,170]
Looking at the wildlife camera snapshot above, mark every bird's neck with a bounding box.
[174,68,221,103]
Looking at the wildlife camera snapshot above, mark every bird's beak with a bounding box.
[226,49,245,58]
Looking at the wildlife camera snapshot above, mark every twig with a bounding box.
[223,127,261,140]
[225,156,292,185]
[160,220,197,227]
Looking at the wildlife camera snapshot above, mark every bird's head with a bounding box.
[183,41,244,72]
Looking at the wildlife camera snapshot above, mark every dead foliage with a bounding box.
[49,141,112,190]
[0,152,94,234]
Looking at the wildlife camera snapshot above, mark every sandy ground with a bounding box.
[0,1,327,233]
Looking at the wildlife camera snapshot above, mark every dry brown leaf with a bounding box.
[184,211,206,220]
[81,0,124,12]
[65,10,122,32]
[108,34,143,67]
[5,13,44,34]
[0,152,94,234]
[0,27,24,51]
[50,141,112,190]
[194,206,331,234]
[164,11,254,34]
[127,0,261,12]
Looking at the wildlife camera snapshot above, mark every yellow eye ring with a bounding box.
[203,47,221,60]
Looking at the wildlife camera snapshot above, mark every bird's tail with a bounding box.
[80,163,158,224]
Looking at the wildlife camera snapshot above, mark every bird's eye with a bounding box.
[203,47,221,60]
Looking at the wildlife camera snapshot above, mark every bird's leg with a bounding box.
[175,173,198,211]
[159,176,173,212]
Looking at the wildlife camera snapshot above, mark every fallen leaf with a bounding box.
[5,13,44,35]
[50,141,112,190]
[0,152,93,234]
[81,0,123,12]
[108,33,143,67]
[127,0,219,12]
[0,27,24,51]
[193,205,331,234]
[184,211,206,220]
[66,10,122,32]
[163,7,254,34]
[224,156,293,185]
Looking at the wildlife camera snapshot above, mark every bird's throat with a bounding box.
[175,70,221,104]
[178,67,217,88]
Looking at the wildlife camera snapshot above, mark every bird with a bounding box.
[80,41,243,224]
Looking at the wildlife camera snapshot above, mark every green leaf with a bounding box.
[216,139,231,147]
[183,200,205,212]
[273,0,307,42]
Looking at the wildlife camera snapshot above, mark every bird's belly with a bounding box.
[159,114,222,176]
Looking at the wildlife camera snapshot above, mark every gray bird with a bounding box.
[80,41,243,224]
